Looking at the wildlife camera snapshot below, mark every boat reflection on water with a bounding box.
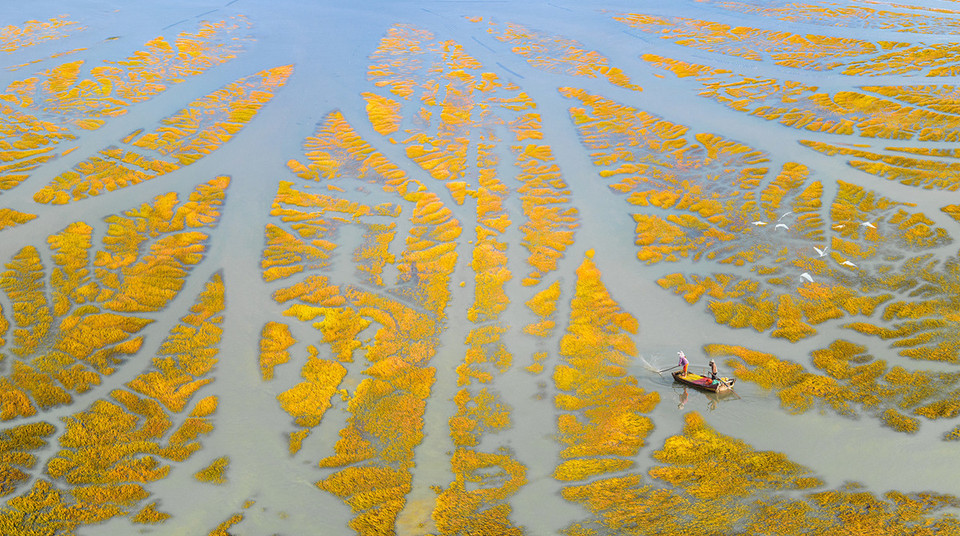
[676,386,739,411]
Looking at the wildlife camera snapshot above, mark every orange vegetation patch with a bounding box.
[0,20,246,212]
[364,24,578,287]
[0,209,36,231]
[432,448,526,536]
[6,19,248,124]
[562,87,775,262]
[565,84,957,353]
[651,412,822,498]
[439,321,523,530]
[616,13,878,70]
[194,456,229,484]
[34,66,291,205]
[802,140,960,191]
[131,502,171,524]
[0,272,225,531]
[640,52,960,148]
[259,321,295,380]
[0,422,55,497]
[266,110,462,533]
[277,347,346,430]
[708,342,960,435]
[484,20,641,90]
[281,111,460,316]
[416,78,528,531]
[523,281,560,374]
[207,512,245,536]
[564,411,960,534]
[0,16,83,54]
[715,1,960,35]
[554,251,657,490]
[621,12,960,76]
[0,104,75,196]
[0,178,226,421]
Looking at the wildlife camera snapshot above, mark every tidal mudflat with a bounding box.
[2,1,960,534]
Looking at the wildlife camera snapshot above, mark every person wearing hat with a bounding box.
[677,351,689,376]
[708,359,719,385]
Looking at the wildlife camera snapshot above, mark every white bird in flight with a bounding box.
[841,260,857,268]
[775,223,789,230]
[778,211,793,221]
[799,272,814,283]
[752,221,767,226]
[861,221,876,229]
[813,246,828,257]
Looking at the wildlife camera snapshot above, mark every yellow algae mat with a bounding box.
[1,3,960,535]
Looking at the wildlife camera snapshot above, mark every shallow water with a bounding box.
[2,0,960,534]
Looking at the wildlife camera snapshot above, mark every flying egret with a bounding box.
[813,246,828,257]
[833,224,845,230]
[799,272,814,283]
[841,260,857,267]
[775,223,789,230]
[752,221,767,226]
[778,211,793,221]
[861,221,876,229]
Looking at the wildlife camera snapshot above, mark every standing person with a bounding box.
[677,351,689,376]
[708,359,719,380]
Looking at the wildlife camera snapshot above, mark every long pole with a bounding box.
[657,365,680,376]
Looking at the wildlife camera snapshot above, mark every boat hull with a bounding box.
[672,371,736,393]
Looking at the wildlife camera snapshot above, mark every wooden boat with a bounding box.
[672,371,736,393]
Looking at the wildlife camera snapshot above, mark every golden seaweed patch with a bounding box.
[440,323,523,528]
[482,19,641,90]
[802,141,960,191]
[348,45,538,527]
[638,51,960,151]
[652,413,822,497]
[1,16,82,50]
[554,250,659,524]
[277,346,346,431]
[0,178,227,420]
[364,23,578,287]
[0,272,225,531]
[0,422,55,497]
[0,104,75,203]
[6,20,249,126]
[523,280,560,374]
[708,343,960,434]
[566,87,959,356]
[431,448,526,536]
[265,110,459,533]
[616,13,878,69]
[195,456,230,484]
[34,66,291,204]
[132,502,172,524]
[0,20,249,231]
[715,1,960,35]
[0,209,37,231]
[259,321,296,380]
[207,512,245,536]
[565,412,960,534]
[619,12,960,76]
